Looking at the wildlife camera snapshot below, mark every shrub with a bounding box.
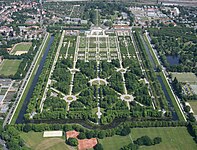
[66,138,78,146]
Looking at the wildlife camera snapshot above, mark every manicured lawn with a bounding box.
[13,42,32,52]
[20,127,196,150]
[20,131,71,150]
[99,127,196,150]
[0,59,21,76]
[188,101,197,115]
[99,135,132,150]
[20,132,44,148]
[132,127,197,150]
[171,72,197,83]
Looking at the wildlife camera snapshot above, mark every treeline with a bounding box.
[26,34,60,116]
[108,72,124,93]
[1,120,190,150]
[188,122,197,144]
[52,58,72,95]
[121,136,162,150]
[0,39,41,79]
[133,31,168,110]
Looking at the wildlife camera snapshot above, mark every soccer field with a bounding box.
[12,42,32,55]
[100,127,197,150]
[0,59,22,76]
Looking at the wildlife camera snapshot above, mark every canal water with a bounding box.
[140,34,157,70]
[139,33,178,120]
[157,76,178,120]
[16,36,54,124]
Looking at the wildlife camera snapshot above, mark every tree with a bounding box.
[66,138,78,146]
[184,105,190,113]
[121,143,139,150]
[23,124,32,132]
[153,137,162,145]
[94,143,103,150]
[98,131,106,139]
[120,127,131,136]
[77,132,86,139]
[134,136,153,146]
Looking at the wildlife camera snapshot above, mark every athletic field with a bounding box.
[12,42,32,55]
[0,59,21,76]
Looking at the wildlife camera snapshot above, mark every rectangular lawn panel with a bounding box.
[99,135,132,150]
[171,72,197,83]
[100,127,196,150]
[132,127,197,150]
[0,59,22,76]
[20,131,70,150]
[12,42,32,54]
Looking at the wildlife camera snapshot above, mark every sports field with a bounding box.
[12,42,32,55]
[0,59,21,76]
[20,132,71,150]
[100,127,197,150]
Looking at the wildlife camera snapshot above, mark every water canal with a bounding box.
[16,36,54,124]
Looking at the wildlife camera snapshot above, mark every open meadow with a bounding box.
[99,127,197,150]
[0,59,21,76]
[20,132,72,150]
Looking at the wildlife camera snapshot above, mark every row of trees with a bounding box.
[26,34,60,116]
[121,136,162,150]
[133,30,168,110]
[0,39,40,79]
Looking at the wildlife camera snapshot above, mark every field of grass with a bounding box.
[19,127,196,150]
[0,59,21,76]
[99,135,132,150]
[12,42,32,52]
[100,127,196,150]
[171,72,197,83]
[188,101,197,115]
[20,132,71,150]
[132,127,197,150]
